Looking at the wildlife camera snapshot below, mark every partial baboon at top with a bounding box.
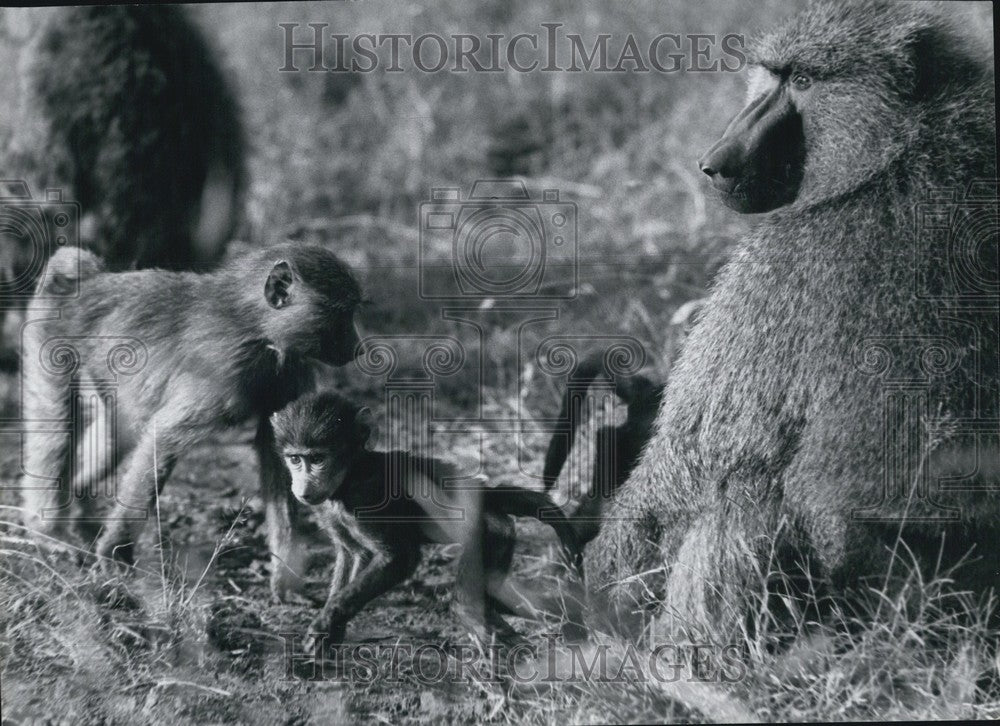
[587,0,997,643]
[7,5,245,272]
[0,6,245,371]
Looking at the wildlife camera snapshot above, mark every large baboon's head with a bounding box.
[698,0,991,213]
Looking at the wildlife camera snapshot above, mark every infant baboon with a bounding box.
[19,244,363,599]
[542,352,664,545]
[588,0,998,642]
[1,6,245,368]
[271,391,585,644]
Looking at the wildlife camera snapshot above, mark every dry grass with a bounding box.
[2,437,999,723]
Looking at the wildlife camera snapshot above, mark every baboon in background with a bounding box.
[19,244,363,599]
[587,0,998,642]
[25,5,246,269]
[0,5,245,368]
[542,352,664,545]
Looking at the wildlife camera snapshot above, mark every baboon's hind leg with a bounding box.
[19,366,75,546]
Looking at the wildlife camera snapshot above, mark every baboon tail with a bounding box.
[191,162,242,265]
[35,246,103,296]
[541,350,660,491]
[542,353,609,491]
[484,487,584,580]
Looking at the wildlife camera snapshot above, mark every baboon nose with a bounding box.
[699,140,742,180]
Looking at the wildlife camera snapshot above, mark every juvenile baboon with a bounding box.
[542,352,664,545]
[587,0,998,642]
[19,244,363,599]
[271,391,585,644]
[1,6,245,367]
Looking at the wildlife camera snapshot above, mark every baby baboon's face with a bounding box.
[281,445,347,505]
[271,392,372,505]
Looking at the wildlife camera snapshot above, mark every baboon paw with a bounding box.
[269,571,304,604]
[304,619,346,653]
[95,540,134,572]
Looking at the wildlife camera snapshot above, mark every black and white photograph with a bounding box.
[0,1,996,722]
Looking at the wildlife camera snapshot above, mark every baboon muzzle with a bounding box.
[698,83,805,214]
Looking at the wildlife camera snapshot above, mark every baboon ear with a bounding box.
[265,260,294,309]
[356,407,376,450]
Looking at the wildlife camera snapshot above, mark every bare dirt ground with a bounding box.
[0,385,592,725]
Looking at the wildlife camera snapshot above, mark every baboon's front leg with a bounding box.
[257,417,307,601]
[329,540,349,593]
[447,487,492,639]
[308,545,420,647]
[316,501,368,592]
[94,426,176,567]
[316,501,347,590]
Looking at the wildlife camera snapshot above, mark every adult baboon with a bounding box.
[1,6,245,368]
[19,244,363,599]
[586,0,997,642]
[25,5,245,269]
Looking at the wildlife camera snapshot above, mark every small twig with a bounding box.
[183,499,249,608]
[150,680,232,698]
[152,419,168,610]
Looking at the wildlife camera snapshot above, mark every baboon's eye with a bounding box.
[288,455,302,467]
[791,72,812,91]
[308,454,326,468]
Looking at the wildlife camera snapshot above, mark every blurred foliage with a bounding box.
[197,0,789,408]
